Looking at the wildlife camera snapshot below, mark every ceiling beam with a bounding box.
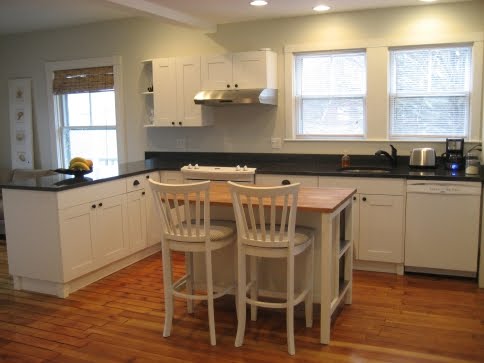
[104,0,217,33]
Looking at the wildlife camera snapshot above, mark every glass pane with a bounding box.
[391,47,471,93]
[62,129,118,168]
[298,98,364,136]
[91,91,116,126]
[297,52,366,96]
[390,96,467,136]
[66,93,90,126]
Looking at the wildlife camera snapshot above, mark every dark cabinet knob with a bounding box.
[171,121,175,125]
[234,84,238,88]
[145,175,150,179]
[98,202,103,207]
[281,179,291,185]
[133,180,140,186]
[142,191,145,195]
[226,84,230,88]
[353,196,357,201]
[362,197,367,202]
[178,121,182,126]
[91,204,96,209]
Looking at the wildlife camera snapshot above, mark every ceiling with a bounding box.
[0,0,471,35]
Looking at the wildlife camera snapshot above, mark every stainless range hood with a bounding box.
[194,88,277,106]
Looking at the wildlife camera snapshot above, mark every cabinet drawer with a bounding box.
[126,171,160,192]
[256,174,318,187]
[319,176,405,195]
[125,174,149,192]
[57,179,126,209]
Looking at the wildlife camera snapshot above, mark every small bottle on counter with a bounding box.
[341,150,351,168]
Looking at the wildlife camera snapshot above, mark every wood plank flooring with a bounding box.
[1,244,483,362]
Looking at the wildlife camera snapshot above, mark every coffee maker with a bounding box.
[443,138,465,170]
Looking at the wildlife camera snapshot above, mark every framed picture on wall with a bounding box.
[8,78,34,169]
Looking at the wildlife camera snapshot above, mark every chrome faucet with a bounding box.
[375,144,397,168]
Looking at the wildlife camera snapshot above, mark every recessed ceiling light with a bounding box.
[313,4,331,12]
[250,0,268,6]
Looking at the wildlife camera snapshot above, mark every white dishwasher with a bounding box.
[405,180,481,277]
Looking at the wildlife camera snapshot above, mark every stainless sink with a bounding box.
[337,166,392,174]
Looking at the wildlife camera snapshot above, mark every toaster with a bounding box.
[409,148,436,168]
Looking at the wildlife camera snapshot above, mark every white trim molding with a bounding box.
[284,33,484,143]
[44,56,126,167]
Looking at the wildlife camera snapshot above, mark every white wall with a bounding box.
[0,1,483,168]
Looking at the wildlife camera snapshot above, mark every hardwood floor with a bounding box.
[1,244,483,362]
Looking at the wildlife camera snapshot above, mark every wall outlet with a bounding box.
[175,137,186,150]
[271,137,282,149]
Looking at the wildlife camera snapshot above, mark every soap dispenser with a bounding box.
[341,150,351,168]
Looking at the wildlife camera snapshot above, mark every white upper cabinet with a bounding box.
[201,50,277,90]
[152,58,177,126]
[149,56,211,127]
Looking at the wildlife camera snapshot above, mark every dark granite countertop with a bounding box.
[1,152,482,192]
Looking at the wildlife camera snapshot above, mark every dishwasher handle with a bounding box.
[407,184,481,195]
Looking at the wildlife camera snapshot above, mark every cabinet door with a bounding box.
[92,194,128,265]
[233,51,275,89]
[201,54,233,90]
[153,58,177,126]
[359,194,404,263]
[59,202,96,281]
[127,190,147,252]
[160,171,184,184]
[145,172,161,247]
[176,56,202,126]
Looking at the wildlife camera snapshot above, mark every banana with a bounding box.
[70,161,90,171]
[69,156,87,167]
[85,159,93,168]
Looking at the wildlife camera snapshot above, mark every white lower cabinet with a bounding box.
[160,170,184,184]
[126,171,161,250]
[127,189,147,252]
[319,177,405,272]
[4,174,162,298]
[358,194,404,263]
[59,187,129,282]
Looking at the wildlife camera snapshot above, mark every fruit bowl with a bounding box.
[53,167,93,179]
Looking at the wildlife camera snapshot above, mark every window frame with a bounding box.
[293,49,368,139]
[284,36,483,143]
[45,56,125,168]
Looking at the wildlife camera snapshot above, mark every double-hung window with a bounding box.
[47,59,123,169]
[389,45,472,139]
[294,50,367,138]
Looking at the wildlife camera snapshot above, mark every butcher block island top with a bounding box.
[203,183,356,213]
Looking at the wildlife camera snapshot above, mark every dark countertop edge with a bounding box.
[1,154,482,192]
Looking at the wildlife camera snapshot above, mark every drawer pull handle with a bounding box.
[146,175,150,179]
[353,196,357,201]
[91,204,96,209]
[133,180,140,186]
[281,179,291,185]
[98,202,103,207]
[362,197,367,202]
[142,191,145,195]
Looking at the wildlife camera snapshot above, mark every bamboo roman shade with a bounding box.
[53,66,114,94]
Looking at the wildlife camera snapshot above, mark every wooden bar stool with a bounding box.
[149,180,236,346]
[229,181,314,355]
